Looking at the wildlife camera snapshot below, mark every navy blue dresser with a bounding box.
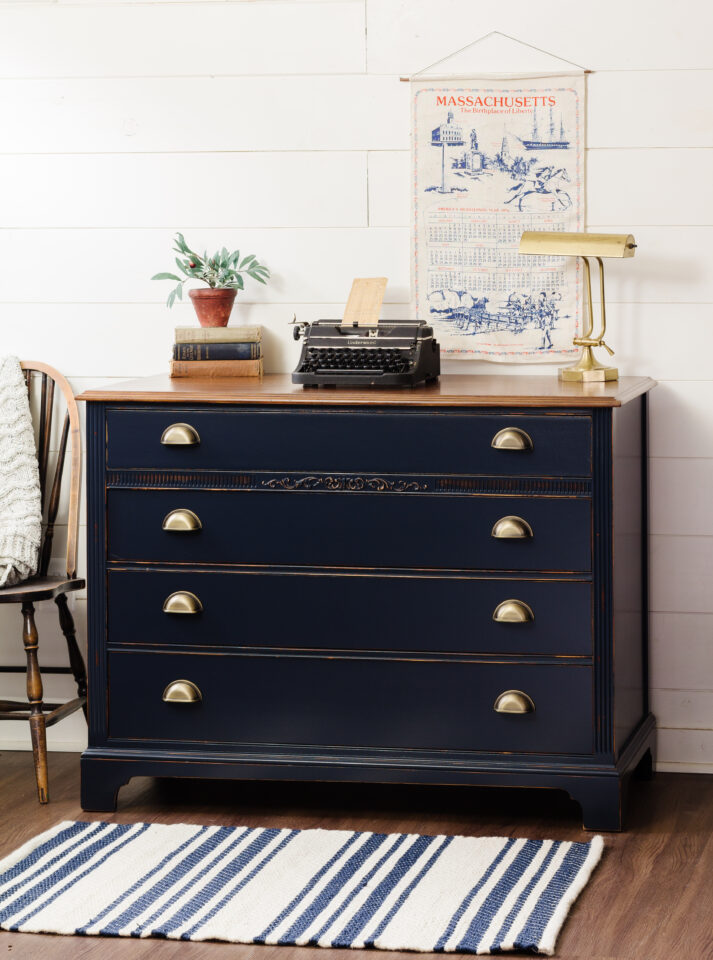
[78,373,656,830]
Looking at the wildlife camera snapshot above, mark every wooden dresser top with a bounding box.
[77,373,656,408]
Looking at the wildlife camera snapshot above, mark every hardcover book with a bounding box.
[174,326,261,344]
[172,342,261,361]
[169,358,263,379]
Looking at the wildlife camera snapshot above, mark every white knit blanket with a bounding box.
[0,356,41,587]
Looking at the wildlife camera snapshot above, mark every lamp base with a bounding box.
[559,366,619,382]
[559,346,618,382]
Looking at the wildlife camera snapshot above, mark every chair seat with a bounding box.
[0,576,85,603]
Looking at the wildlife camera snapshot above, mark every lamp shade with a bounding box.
[519,231,636,258]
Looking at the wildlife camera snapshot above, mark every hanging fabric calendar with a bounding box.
[410,36,586,361]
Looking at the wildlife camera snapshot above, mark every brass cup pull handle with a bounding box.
[162,679,202,703]
[492,599,534,623]
[491,515,533,539]
[493,690,535,714]
[162,591,203,615]
[161,423,200,446]
[491,427,533,452]
[162,509,202,532]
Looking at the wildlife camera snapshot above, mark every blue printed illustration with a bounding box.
[428,111,467,194]
[425,106,572,211]
[504,166,571,212]
[521,105,570,150]
[428,290,565,350]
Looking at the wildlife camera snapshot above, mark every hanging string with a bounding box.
[400,30,590,81]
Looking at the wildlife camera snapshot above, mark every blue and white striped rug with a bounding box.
[0,821,603,955]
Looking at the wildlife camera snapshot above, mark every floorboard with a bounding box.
[0,752,709,959]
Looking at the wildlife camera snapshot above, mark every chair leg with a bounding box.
[22,601,49,804]
[55,594,88,720]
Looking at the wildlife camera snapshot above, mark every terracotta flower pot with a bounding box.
[188,288,237,327]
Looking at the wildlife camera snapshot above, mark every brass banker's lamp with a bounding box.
[518,231,637,382]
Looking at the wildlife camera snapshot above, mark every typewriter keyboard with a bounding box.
[301,347,413,375]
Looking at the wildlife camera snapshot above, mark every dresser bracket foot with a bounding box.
[567,778,624,832]
[634,746,655,781]
[81,758,130,812]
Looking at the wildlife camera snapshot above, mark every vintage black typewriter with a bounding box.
[291,319,440,387]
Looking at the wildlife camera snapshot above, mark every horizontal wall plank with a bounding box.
[366,0,713,73]
[587,226,713,304]
[0,302,393,376]
[651,613,713,691]
[649,382,713,459]
[3,70,712,155]
[651,535,713,614]
[0,228,409,304]
[61,0,346,4]
[588,150,713,225]
[368,149,713,228]
[588,71,713,150]
[657,728,713,767]
[652,690,713,730]
[606,305,713,380]
[7,302,598,379]
[2,301,711,383]
[367,151,407,226]
[657,761,713,774]
[0,76,409,154]
[0,3,365,77]
[651,460,713,536]
[0,153,367,229]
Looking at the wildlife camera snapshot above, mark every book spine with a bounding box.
[174,326,261,344]
[173,342,260,361]
[169,358,263,379]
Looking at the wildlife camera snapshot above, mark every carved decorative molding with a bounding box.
[106,470,588,497]
[261,475,428,492]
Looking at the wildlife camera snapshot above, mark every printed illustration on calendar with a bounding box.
[411,76,585,360]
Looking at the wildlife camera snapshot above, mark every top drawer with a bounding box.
[106,407,592,477]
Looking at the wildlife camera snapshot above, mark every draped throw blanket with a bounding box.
[0,357,41,587]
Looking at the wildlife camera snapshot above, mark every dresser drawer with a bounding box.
[106,408,592,477]
[107,650,593,755]
[107,569,592,657]
[107,489,592,572]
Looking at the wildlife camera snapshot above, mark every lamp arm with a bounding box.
[580,256,595,340]
[595,256,607,342]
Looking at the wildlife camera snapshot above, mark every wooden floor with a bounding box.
[0,753,711,960]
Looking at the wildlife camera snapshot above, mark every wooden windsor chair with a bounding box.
[0,361,87,803]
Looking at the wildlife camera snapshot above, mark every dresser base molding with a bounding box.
[81,714,656,832]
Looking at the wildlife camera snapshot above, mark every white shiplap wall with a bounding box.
[0,0,711,772]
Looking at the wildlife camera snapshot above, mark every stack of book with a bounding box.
[169,326,263,378]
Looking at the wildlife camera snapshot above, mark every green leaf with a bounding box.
[175,284,183,301]
[167,290,176,308]
[152,272,181,282]
[174,233,202,262]
[239,255,256,269]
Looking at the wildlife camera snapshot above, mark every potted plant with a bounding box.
[152,233,270,327]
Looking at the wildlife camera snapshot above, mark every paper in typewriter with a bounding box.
[411,75,584,361]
